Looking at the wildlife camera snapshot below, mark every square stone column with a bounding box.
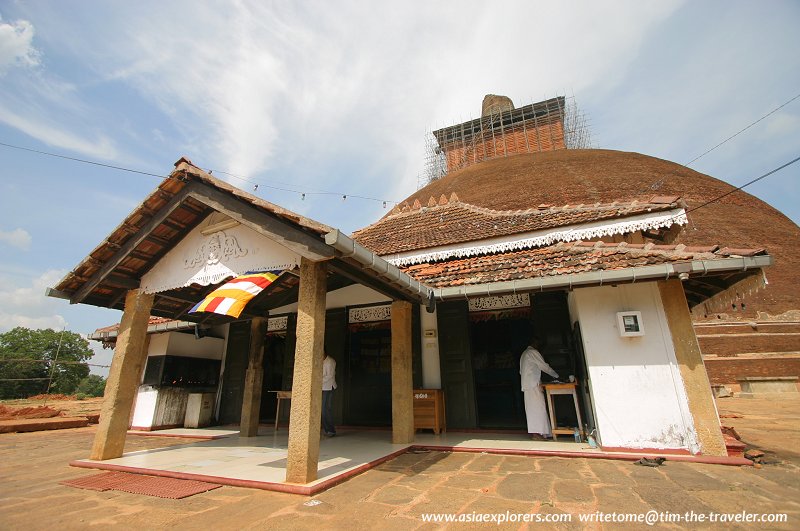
[240,317,267,437]
[391,300,414,444]
[91,289,154,460]
[658,279,727,456]
[285,258,327,484]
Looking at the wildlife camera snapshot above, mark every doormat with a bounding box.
[61,471,222,499]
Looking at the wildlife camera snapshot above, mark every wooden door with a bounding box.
[437,300,476,428]
[218,320,249,424]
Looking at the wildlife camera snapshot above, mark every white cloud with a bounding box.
[0,228,31,250]
[0,103,118,160]
[0,269,67,333]
[0,15,40,73]
[56,1,681,182]
[0,12,119,160]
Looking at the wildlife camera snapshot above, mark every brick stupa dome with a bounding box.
[392,149,800,319]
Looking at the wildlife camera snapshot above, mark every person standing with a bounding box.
[322,350,337,437]
[520,336,559,440]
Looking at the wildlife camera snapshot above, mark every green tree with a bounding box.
[0,327,93,399]
[76,374,107,397]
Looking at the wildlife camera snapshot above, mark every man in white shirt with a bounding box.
[520,336,559,440]
[322,350,337,437]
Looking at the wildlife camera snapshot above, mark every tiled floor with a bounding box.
[73,427,595,493]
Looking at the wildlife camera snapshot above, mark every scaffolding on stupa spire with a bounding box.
[421,94,592,188]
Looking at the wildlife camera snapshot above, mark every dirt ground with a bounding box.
[0,395,103,420]
[0,395,798,530]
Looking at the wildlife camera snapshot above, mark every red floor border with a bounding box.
[69,441,750,498]
[413,444,752,467]
[69,446,409,496]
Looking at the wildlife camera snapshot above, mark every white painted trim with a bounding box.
[383,209,687,266]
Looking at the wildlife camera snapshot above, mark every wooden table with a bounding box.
[542,382,584,441]
[269,390,292,432]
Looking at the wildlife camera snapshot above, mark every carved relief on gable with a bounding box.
[140,215,301,294]
[183,231,248,269]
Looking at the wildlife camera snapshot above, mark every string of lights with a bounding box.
[210,169,396,207]
[0,141,401,207]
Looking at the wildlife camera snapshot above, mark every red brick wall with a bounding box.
[695,323,799,335]
[704,357,800,385]
[444,121,565,172]
[697,334,800,356]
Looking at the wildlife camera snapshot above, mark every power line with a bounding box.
[657,154,800,226]
[644,92,800,194]
[684,92,800,166]
[683,155,800,217]
[0,141,167,179]
[565,154,799,243]
[0,140,400,206]
[0,358,111,368]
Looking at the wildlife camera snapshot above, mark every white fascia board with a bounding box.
[434,255,772,300]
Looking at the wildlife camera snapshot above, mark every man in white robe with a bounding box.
[520,338,559,439]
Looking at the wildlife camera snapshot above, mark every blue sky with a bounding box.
[0,1,798,375]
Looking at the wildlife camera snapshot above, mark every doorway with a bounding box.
[259,334,287,422]
[469,311,530,429]
[345,325,392,426]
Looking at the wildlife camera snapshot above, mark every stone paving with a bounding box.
[0,396,798,530]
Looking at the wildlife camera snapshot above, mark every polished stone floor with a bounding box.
[74,427,596,490]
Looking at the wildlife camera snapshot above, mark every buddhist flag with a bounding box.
[189,271,279,318]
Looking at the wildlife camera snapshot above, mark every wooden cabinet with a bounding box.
[413,389,446,434]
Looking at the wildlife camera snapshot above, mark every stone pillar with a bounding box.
[391,300,414,444]
[91,289,154,460]
[658,279,727,456]
[285,258,327,484]
[240,317,267,437]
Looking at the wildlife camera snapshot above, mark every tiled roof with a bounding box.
[93,317,177,335]
[401,241,766,288]
[391,148,799,316]
[353,195,683,256]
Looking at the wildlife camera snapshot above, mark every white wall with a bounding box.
[167,332,224,359]
[147,334,170,357]
[270,283,390,315]
[147,332,225,360]
[145,331,224,360]
[131,387,159,428]
[420,306,441,389]
[569,282,698,452]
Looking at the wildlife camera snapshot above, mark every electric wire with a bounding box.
[0,358,111,368]
[683,155,800,217]
[0,141,167,179]
[684,93,800,166]
[0,141,400,205]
